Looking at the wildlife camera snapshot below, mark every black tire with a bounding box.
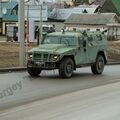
[91,55,105,74]
[59,58,74,78]
[27,66,41,77]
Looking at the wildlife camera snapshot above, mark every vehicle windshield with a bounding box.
[43,36,76,46]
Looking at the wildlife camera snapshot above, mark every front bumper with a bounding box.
[27,60,57,70]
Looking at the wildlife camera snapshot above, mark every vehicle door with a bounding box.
[75,36,89,65]
[87,34,100,63]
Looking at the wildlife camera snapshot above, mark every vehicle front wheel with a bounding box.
[27,66,41,77]
[59,58,74,78]
[91,55,105,75]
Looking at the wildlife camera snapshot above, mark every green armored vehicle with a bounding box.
[27,30,107,78]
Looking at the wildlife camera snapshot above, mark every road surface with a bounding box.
[0,65,120,111]
[0,81,120,120]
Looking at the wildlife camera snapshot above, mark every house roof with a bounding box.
[1,2,18,10]
[77,5,99,13]
[65,13,119,25]
[49,5,99,21]
[2,2,18,21]
[0,3,3,18]
[0,2,18,19]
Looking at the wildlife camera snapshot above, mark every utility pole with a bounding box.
[40,1,43,45]
[18,0,25,66]
[37,0,43,45]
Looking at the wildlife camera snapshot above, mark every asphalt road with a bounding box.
[0,65,120,111]
[1,82,120,120]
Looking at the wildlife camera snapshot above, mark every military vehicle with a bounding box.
[27,29,107,78]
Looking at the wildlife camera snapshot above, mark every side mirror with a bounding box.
[41,33,47,44]
[42,33,47,38]
[83,40,87,47]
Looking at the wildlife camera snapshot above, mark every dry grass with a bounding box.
[107,41,120,62]
[0,41,119,68]
[0,42,37,68]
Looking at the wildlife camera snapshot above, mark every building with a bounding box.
[0,2,3,35]
[49,5,99,21]
[1,2,18,35]
[0,15,2,35]
[65,13,120,40]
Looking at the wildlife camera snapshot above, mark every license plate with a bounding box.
[35,61,44,65]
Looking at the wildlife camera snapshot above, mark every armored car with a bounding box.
[27,30,107,78]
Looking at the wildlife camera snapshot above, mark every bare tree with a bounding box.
[64,1,71,8]
[72,0,89,6]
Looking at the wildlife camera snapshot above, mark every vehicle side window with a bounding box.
[43,36,60,44]
[61,37,76,46]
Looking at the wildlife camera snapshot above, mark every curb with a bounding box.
[0,62,119,73]
[107,62,120,65]
[0,67,26,73]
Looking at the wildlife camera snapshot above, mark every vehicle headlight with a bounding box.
[29,53,33,59]
[53,55,60,61]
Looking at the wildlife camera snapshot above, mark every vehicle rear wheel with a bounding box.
[59,58,74,78]
[91,55,105,74]
[27,65,41,77]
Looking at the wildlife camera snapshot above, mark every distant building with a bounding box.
[65,13,120,40]
[0,2,3,35]
[0,15,2,35]
[49,5,100,21]
[1,2,18,35]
